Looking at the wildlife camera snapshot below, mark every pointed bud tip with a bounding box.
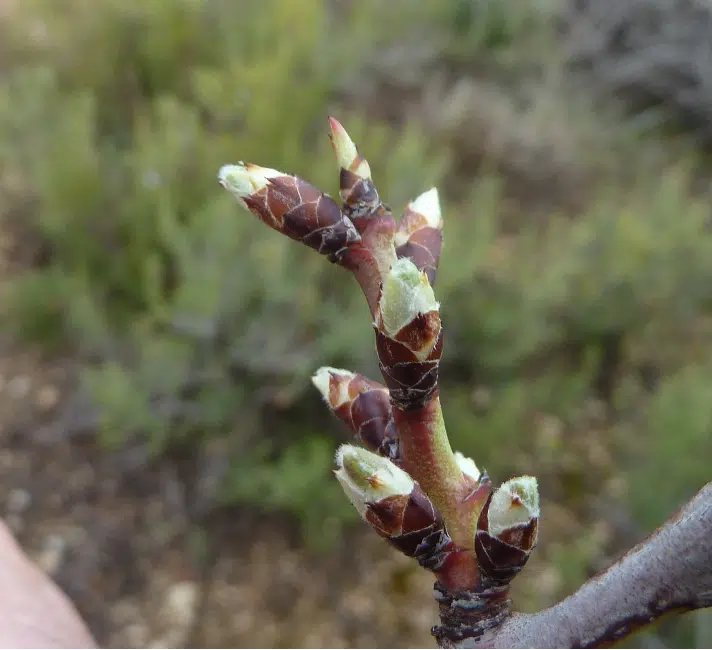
[218,162,285,197]
[311,366,355,408]
[409,187,443,229]
[328,116,371,179]
[488,476,539,537]
[379,258,439,336]
[454,451,481,482]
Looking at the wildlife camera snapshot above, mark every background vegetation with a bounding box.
[1,0,711,646]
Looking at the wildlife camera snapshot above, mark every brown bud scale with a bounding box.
[364,484,458,572]
[244,175,361,264]
[474,492,539,587]
[375,325,443,411]
[339,168,382,228]
[326,372,399,461]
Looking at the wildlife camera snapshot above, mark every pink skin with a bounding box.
[0,521,96,648]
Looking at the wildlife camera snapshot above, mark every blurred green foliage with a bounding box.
[1,1,712,646]
[0,0,449,539]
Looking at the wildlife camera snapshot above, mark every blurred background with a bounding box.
[1,0,712,646]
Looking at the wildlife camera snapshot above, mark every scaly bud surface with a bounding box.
[376,258,442,410]
[328,117,381,226]
[475,476,540,586]
[312,367,398,459]
[335,445,462,575]
[395,187,444,286]
[218,162,360,263]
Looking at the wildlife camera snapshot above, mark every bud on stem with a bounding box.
[395,187,444,286]
[328,117,381,226]
[335,445,472,583]
[475,476,540,586]
[312,367,398,460]
[328,117,397,300]
[375,258,442,410]
[219,163,360,263]
[219,159,384,315]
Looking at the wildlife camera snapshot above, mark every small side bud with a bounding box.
[335,445,456,571]
[454,451,481,483]
[328,117,381,226]
[395,188,444,286]
[396,188,443,244]
[475,476,540,586]
[488,476,539,537]
[312,367,398,458]
[218,161,360,263]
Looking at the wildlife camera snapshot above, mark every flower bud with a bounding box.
[335,445,455,571]
[312,367,398,459]
[375,258,443,410]
[395,187,444,286]
[218,162,360,263]
[379,258,439,340]
[475,476,539,586]
[335,444,413,515]
[328,117,381,226]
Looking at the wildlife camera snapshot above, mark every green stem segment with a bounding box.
[393,395,480,549]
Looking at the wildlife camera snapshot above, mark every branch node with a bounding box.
[432,581,511,647]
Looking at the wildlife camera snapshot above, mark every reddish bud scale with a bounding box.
[395,192,443,286]
[242,175,361,264]
[395,226,443,287]
[463,472,494,518]
[474,493,539,586]
[365,484,458,572]
[339,168,383,230]
[375,311,443,411]
[326,372,400,461]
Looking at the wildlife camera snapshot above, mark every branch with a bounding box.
[443,482,712,648]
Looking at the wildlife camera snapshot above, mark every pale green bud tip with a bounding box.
[335,444,414,515]
[379,257,439,336]
[218,162,284,197]
[454,451,481,482]
[488,476,540,537]
[410,187,442,229]
[328,117,371,179]
[311,366,355,408]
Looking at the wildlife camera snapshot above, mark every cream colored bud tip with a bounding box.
[218,162,284,197]
[410,187,442,229]
[334,444,414,516]
[488,476,540,537]
[454,451,481,482]
[379,258,439,336]
[328,116,371,179]
[311,366,355,407]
